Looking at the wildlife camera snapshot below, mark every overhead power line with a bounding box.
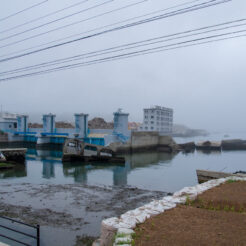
[0,0,231,62]
[0,0,202,59]
[0,0,114,42]
[0,0,49,22]
[0,29,245,82]
[1,18,246,76]
[0,0,91,35]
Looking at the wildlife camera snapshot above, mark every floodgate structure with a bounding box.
[0,110,130,147]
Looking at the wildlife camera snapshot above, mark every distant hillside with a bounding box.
[29,123,43,128]
[29,121,75,128]
[88,117,113,129]
[172,124,208,137]
[56,121,74,128]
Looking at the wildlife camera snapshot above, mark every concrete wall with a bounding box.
[109,131,177,154]
[131,131,159,150]
[90,129,114,134]
[0,134,8,142]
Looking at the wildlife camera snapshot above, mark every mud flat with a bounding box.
[0,183,166,246]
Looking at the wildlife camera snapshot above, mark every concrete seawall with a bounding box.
[109,132,178,154]
[97,175,246,246]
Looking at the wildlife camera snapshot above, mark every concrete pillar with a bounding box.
[43,114,56,133]
[74,113,89,138]
[113,109,129,136]
[17,115,29,133]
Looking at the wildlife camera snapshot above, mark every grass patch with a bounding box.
[0,162,14,168]
[116,240,132,245]
[116,233,128,238]
[185,197,245,213]
[75,236,96,246]
[226,179,238,184]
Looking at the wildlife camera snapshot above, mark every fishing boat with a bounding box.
[62,138,125,164]
[196,169,246,183]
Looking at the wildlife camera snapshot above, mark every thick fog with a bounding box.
[0,0,246,132]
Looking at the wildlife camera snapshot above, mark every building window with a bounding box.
[144,121,148,124]
[151,121,154,124]
[151,115,154,119]
[145,127,148,130]
[14,123,17,128]
[9,125,12,128]
[151,127,154,130]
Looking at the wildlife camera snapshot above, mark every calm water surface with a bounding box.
[1,132,246,193]
[1,133,246,246]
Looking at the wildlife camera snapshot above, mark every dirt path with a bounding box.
[0,182,167,246]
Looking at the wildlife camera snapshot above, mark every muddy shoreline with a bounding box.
[0,182,168,246]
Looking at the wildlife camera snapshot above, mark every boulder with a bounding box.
[222,139,246,150]
[178,142,195,152]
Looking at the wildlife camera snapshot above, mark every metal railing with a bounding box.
[0,216,40,246]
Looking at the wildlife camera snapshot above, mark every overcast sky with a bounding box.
[0,0,246,132]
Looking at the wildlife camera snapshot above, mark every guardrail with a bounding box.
[0,216,40,246]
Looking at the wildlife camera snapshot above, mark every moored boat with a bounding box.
[62,138,125,164]
[196,169,246,183]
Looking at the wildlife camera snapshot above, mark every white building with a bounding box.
[140,106,173,133]
[0,112,18,133]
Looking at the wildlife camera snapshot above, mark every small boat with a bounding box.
[196,169,246,183]
[62,138,125,164]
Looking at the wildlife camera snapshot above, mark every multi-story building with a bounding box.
[140,106,173,133]
[0,112,18,133]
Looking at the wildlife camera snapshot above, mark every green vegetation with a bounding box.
[226,179,238,184]
[116,233,128,238]
[116,240,132,245]
[185,196,192,206]
[75,236,96,246]
[0,163,14,169]
[185,196,245,213]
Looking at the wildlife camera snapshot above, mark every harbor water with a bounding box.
[0,132,246,245]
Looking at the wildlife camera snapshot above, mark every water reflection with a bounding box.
[0,165,27,179]
[196,149,222,155]
[1,142,246,192]
[0,148,179,184]
[125,152,177,168]
[42,161,55,179]
[27,149,63,160]
[63,164,88,184]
